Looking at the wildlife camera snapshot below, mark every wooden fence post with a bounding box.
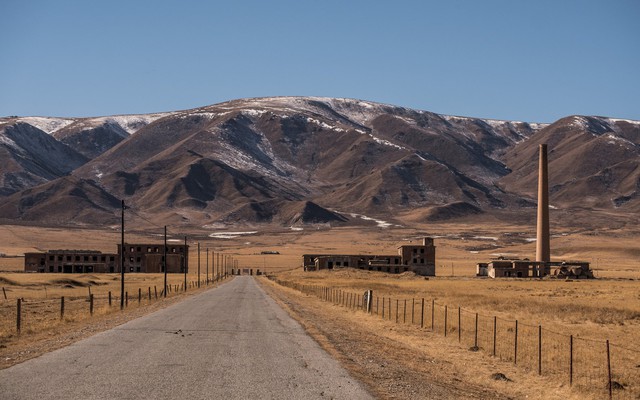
[2,287,6,300]
[420,298,425,328]
[382,297,385,318]
[493,316,497,357]
[538,325,542,375]
[17,298,21,334]
[90,294,94,315]
[138,288,141,303]
[60,296,65,320]
[108,291,112,306]
[444,305,448,337]
[125,291,128,307]
[607,340,612,400]
[411,298,415,324]
[431,299,435,331]
[148,287,151,300]
[395,299,399,323]
[475,313,479,349]
[403,299,406,323]
[154,286,158,299]
[514,320,518,365]
[569,335,573,386]
[458,307,461,342]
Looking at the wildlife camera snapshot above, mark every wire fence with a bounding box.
[1,275,228,341]
[270,278,640,400]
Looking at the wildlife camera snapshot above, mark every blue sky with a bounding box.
[1,0,638,122]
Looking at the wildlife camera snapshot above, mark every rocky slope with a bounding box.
[0,97,637,226]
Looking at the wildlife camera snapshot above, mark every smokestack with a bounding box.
[536,144,550,262]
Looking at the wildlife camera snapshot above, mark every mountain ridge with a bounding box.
[1,97,638,227]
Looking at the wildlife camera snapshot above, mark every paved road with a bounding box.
[0,276,373,399]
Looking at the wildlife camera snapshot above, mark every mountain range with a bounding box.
[1,97,638,228]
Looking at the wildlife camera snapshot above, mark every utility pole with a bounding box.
[183,236,187,291]
[163,226,167,297]
[120,200,125,310]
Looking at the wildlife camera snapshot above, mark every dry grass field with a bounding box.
[1,221,638,398]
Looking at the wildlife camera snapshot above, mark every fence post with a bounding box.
[475,313,478,349]
[382,297,385,318]
[444,305,448,337]
[431,299,435,331]
[60,296,65,320]
[458,307,461,342]
[126,291,128,307]
[138,288,141,304]
[154,286,158,299]
[376,297,379,315]
[2,287,6,300]
[17,298,21,334]
[420,298,425,328]
[538,325,542,375]
[90,294,94,315]
[411,298,415,324]
[148,287,151,300]
[403,299,406,323]
[493,316,497,357]
[607,340,612,400]
[569,335,573,386]
[395,299,398,322]
[514,320,518,365]
[108,291,112,306]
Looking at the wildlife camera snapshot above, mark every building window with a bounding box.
[58,255,63,261]
[92,256,98,261]
[84,256,89,261]
[130,247,135,252]
[344,261,349,267]
[75,256,80,261]
[180,247,184,253]
[66,256,71,261]
[49,255,54,261]
[420,259,424,264]
[109,256,115,261]
[130,257,134,262]
[413,258,417,263]
[172,248,176,253]
[147,247,152,253]
[154,247,159,253]
[137,247,141,252]
[413,249,417,254]
[101,256,106,262]
[420,249,424,254]
[136,257,141,262]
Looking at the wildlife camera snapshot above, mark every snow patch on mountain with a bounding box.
[17,117,75,134]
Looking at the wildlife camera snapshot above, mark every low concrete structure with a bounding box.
[303,237,436,276]
[476,258,592,279]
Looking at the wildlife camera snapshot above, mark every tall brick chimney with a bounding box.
[536,144,550,262]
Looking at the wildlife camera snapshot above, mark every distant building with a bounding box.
[476,258,592,279]
[24,250,118,273]
[303,237,436,276]
[24,243,189,273]
[117,243,188,273]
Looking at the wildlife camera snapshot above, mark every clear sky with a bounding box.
[1,0,638,123]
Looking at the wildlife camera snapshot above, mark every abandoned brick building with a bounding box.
[24,250,118,273]
[24,243,189,273]
[118,243,188,273]
[303,237,436,276]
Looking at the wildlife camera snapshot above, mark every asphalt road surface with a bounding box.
[0,276,373,399]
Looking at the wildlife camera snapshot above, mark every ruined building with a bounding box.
[24,243,189,273]
[303,237,436,276]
